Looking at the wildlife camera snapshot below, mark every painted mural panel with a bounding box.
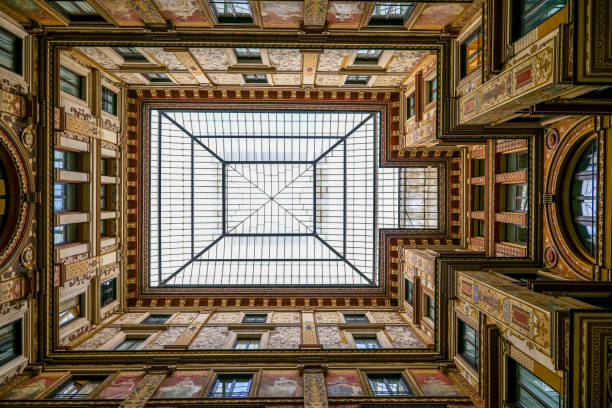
[97,371,144,399]
[3,372,68,400]
[327,2,366,29]
[1,0,66,25]
[408,369,463,396]
[152,370,210,399]
[267,326,301,349]
[268,49,302,71]
[385,326,426,348]
[410,4,467,30]
[93,0,145,26]
[260,2,303,28]
[153,0,212,27]
[258,370,303,397]
[325,370,365,396]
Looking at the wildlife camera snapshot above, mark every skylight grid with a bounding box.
[399,167,438,228]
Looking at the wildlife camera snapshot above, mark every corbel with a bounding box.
[144,363,176,375]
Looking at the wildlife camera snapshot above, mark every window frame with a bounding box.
[343,313,369,323]
[209,0,254,24]
[504,223,528,245]
[234,48,262,63]
[507,358,561,408]
[505,183,528,213]
[233,336,261,350]
[404,278,414,306]
[354,49,382,64]
[54,150,79,171]
[504,151,529,173]
[0,26,22,75]
[112,47,148,62]
[141,314,171,324]
[366,373,412,397]
[423,293,435,321]
[54,224,78,245]
[460,28,482,78]
[209,374,253,398]
[472,184,485,212]
[101,87,117,116]
[58,295,83,328]
[512,0,566,41]
[242,313,268,324]
[100,278,117,307]
[242,73,268,84]
[406,93,415,119]
[0,319,21,366]
[368,2,416,26]
[345,75,371,85]
[114,336,147,350]
[457,319,479,370]
[354,335,381,349]
[142,72,172,83]
[50,376,106,400]
[425,77,437,105]
[59,66,85,100]
[54,182,78,212]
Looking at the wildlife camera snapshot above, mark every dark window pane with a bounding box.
[112,47,147,62]
[100,278,116,307]
[457,319,479,369]
[404,278,413,305]
[210,0,253,23]
[512,0,566,40]
[0,319,21,365]
[369,2,416,25]
[571,140,597,256]
[209,374,252,398]
[47,0,105,22]
[142,314,171,324]
[0,27,21,74]
[51,376,106,399]
[509,359,561,408]
[242,313,267,323]
[460,29,481,78]
[60,66,84,99]
[101,87,117,115]
[345,75,370,85]
[344,313,369,323]
[58,295,82,327]
[367,373,411,396]
[355,337,380,349]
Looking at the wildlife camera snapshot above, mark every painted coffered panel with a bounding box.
[116,73,149,84]
[1,0,68,25]
[76,47,121,70]
[303,0,328,28]
[373,75,407,87]
[271,74,301,85]
[169,73,199,84]
[318,50,348,71]
[152,0,212,27]
[315,74,343,87]
[386,51,429,73]
[207,73,243,85]
[142,48,185,70]
[259,1,303,28]
[169,50,210,84]
[409,3,468,30]
[327,1,366,29]
[301,51,319,86]
[190,48,233,71]
[267,49,302,71]
[127,0,166,25]
[93,0,145,26]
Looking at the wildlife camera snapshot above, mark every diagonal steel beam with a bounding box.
[313,235,374,285]
[314,113,375,163]
[161,112,225,163]
[160,235,224,286]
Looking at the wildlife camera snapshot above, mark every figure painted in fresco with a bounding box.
[155,378,201,398]
[6,378,48,400]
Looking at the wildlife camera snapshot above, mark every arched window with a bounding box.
[570,139,597,256]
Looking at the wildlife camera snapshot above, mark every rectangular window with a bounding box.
[369,2,416,25]
[424,293,434,321]
[142,314,171,324]
[354,336,380,349]
[54,150,79,171]
[101,87,117,115]
[0,320,21,366]
[367,373,411,396]
[210,0,254,24]
[114,337,145,350]
[457,319,479,369]
[505,224,528,245]
[59,295,82,327]
[355,49,382,64]
[512,0,566,41]
[404,278,413,306]
[472,185,484,211]
[100,185,107,211]
[0,27,21,74]
[460,29,482,78]
[506,183,528,213]
[112,47,148,62]
[142,72,172,83]
[425,77,437,104]
[242,313,267,323]
[100,220,107,237]
[406,93,415,119]
[51,376,106,399]
[504,151,528,172]
[209,374,253,398]
[54,182,77,212]
[60,66,84,100]
[472,218,485,238]
[234,48,261,63]
[54,224,77,245]
[345,75,370,85]
[47,0,105,22]
[242,73,267,84]
[100,278,116,307]
[343,313,369,323]
[100,158,108,176]
[508,359,561,408]
[234,337,260,350]
[472,158,485,177]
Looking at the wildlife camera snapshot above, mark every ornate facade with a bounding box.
[0,0,610,407]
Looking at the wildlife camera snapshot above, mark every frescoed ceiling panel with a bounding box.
[327,2,366,29]
[92,0,145,26]
[318,50,348,71]
[152,0,213,27]
[409,3,468,30]
[208,73,243,85]
[271,73,302,85]
[267,49,302,71]
[259,1,303,28]
[190,48,233,71]
[386,51,429,73]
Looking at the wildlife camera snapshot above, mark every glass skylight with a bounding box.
[148,109,437,287]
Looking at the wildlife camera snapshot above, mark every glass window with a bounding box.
[234,48,261,63]
[101,87,117,115]
[424,293,434,321]
[406,93,415,119]
[114,337,145,350]
[367,373,411,396]
[354,336,380,349]
[369,2,416,25]
[54,150,78,171]
[472,218,484,238]
[142,314,171,324]
[345,75,370,85]
[460,29,482,78]
[355,49,382,64]
[51,376,106,399]
[344,313,369,323]
[508,359,561,408]
[234,337,260,350]
[457,319,479,369]
[100,220,107,237]
[570,139,597,256]
[100,158,108,176]
[209,0,254,23]
[54,182,77,212]
[47,0,104,22]
[100,185,107,211]
[209,374,252,398]
[504,151,529,172]
[54,224,77,245]
[242,73,267,84]
[506,183,528,213]
[59,295,82,327]
[60,66,84,99]
[100,278,116,307]
[426,77,437,104]
[0,27,21,74]
[0,320,21,366]
[512,0,566,41]
[143,72,171,83]
[404,278,413,306]
[242,313,267,323]
[112,47,148,62]
[472,159,485,177]
[472,185,484,211]
[505,224,528,245]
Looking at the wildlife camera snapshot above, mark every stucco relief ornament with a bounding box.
[545,129,559,151]
[20,245,35,268]
[544,246,558,267]
[20,127,35,150]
